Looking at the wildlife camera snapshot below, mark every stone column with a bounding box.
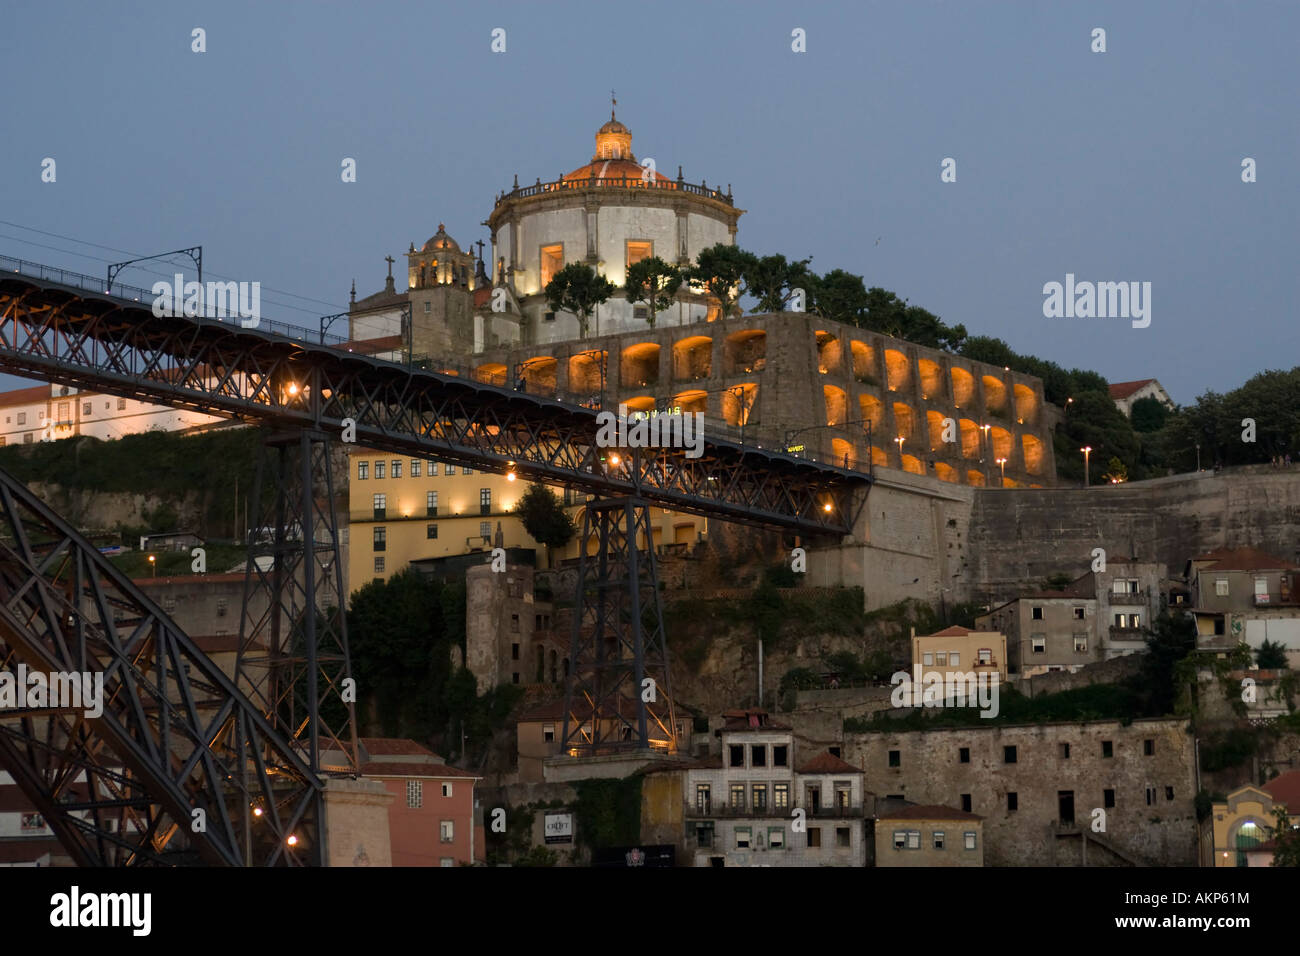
[322,777,394,867]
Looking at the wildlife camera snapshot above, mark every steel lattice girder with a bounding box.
[0,465,322,866]
[561,498,675,755]
[237,430,358,776]
[0,276,868,535]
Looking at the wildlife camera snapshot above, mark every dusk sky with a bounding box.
[2,1,1296,405]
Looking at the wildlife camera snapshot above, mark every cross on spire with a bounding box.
[384,254,394,278]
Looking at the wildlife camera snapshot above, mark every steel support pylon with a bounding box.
[560,496,676,756]
[236,427,357,865]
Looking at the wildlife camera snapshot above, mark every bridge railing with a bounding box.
[0,253,347,345]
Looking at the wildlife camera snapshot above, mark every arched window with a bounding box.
[562,657,570,677]
[1235,821,1263,867]
[549,650,558,683]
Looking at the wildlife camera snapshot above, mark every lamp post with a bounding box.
[996,458,1007,486]
[895,435,906,467]
[147,554,156,577]
[1195,443,1201,472]
[1081,446,1093,488]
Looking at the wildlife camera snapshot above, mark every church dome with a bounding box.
[598,116,630,136]
[421,223,460,254]
[564,158,669,183]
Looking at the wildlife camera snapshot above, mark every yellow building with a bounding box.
[1203,769,1300,867]
[874,805,984,867]
[345,446,706,597]
[911,625,1007,685]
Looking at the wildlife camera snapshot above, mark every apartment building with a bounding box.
[874,804,984,867]
[911,625,1007,686]
[682,708,867,866]
[1187,547,1300,666]
[978,577,1101,677]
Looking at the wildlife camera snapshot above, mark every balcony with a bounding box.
[1109,626,1145,641]
[1109,591,1147,606]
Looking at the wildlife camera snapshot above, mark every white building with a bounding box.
[0,382,226,447]
[1108,378,1174,417]
[683,708,867,867]
[485,107,743,346]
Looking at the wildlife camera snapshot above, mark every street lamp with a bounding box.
[147,554,156,577]
[996,457,1007,485]
[980,424,992,483]
[895,435,906,466]
[1080,446,1093,488]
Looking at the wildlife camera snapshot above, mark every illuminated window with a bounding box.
[626,240,652,269]
[541,244,563,289]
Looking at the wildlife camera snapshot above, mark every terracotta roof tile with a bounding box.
[1108,379,1157,400]
[361,762,480,779]
[1263,769,1300,815]
[360,738,438,758]
[796,751,864,775]
[1192,547,1298,572]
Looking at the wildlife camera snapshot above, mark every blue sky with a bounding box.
[2,0,1296,405]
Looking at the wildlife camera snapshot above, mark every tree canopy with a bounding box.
[544,262,616,338]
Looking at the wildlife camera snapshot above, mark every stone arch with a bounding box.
[886,349,910,392]
[892,401,915,439]
[851,340,876,384]
[926,410,949,451]
[859,394,885,433]
[982,374,1008,414]
[934,462,958,484]
[620,343,661,388]
[817,331,842,374]
[673,336,712,380]
[824,386,847,426]
[723,384,759,426]
[990,426,1012,462]
[569,350,607,393]
[1022,434,1045,475]
[672,389,708,415]
[518,356,557,392]
[1014,383,1038,425]
[725,329,767,375]
[966,469,986,487]
[475,362,507,386]
[918,358,944,400]
[951,366,975,408]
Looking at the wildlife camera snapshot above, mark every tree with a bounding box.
[516,483,575,563]
[685,243,757,319]
[743,253,813,313]
[348,569,456,738]
[544,262,616,338]
[1256,638,1289,669]
[1271,805,1300,867]
[1130,396,1170,433]
[1102,456,1128,483]
[809,269,869,325]
[1127,611,1198,716]
[1056,390,1141,482]
[624,256,681,329]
